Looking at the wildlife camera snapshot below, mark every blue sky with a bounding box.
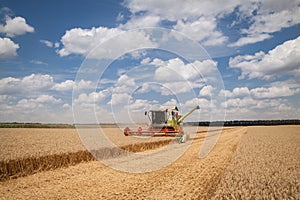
[0,0,299,123]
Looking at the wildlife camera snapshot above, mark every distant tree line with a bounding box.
[186,119,300,126]
[0,123,122,128]
[1,120,299,128]
[0,123,75,128]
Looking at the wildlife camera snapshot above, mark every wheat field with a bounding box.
[0,126,299,199]
[212,126,300,199]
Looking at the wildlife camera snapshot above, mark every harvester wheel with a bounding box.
[163,127,168,135]
[178,132,187,143]
[138,127,142,136]
[124,127,130,136]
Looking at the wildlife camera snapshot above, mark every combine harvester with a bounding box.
[124,105,200,143]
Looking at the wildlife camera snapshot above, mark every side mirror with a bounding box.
[144,111,147,115]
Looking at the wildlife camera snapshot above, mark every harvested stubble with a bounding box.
[212,126,300,199]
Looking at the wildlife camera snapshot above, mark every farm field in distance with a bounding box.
[0,125,299,199]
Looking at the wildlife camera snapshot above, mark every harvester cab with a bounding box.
[145,106,180,130]
[124,105,200,142]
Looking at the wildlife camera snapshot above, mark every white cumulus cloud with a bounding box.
[0,37,19,58]
[127,99,158,113]
[58,27,121,56]
[52,79,93,92]
[16,95,62,111]
[219,83,300,120]
[221,85,298,100]
[124,0,239,21]
[153,58,217,82]
[220,87,250,98]
[0,16,34,37]
[229,36,300,80]
[229,34,271,47]
[74,90,110,105]
[119,14,161,29]
[230,1,300,46]
[40,39,54,47]
[109,92,131,106]
[0,74,54,95]
[199,85,214,97]
[52,80,74,92]
[34,94,62,104]
[123,0,236,46]
[0,94,71,123]
[58,27,156,59]
[250,86,295,99]
[124,0,300,47]
[184,97,216,114]
[173,17,228,46]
